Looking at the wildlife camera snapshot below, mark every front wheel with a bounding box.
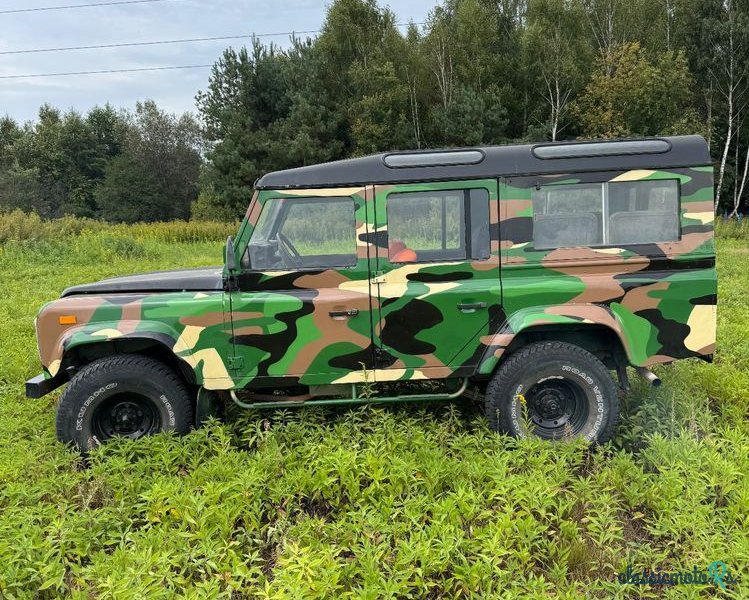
[485,341,619,443]
[56,355,194,451]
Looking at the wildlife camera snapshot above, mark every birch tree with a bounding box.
[524,0,591,140]
[710,0,749,211]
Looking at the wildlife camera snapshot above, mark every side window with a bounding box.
[246,197,357,270]
[386,188,490,263]
[532,179,679,250]
[532,183,603,248]
[607,180,679,244]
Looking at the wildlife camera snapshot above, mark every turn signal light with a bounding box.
[58,315,77,325]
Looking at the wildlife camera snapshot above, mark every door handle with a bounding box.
[457,302,487,313]
[329,308,359,319]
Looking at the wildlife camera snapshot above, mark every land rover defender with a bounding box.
[27,136,717,450]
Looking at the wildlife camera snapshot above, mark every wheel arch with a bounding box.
[48,321,203,388]
[476,304,637,377]
[41,317,235,395]
[61,336,199,387]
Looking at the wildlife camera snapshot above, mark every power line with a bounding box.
[0,22,424,56]
[0,64,213,79]
[0,0,176,14]
[0,21,427,80]
[0,31,320,55]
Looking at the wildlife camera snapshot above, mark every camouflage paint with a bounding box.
[476,166,716,374]
[229,186,375,387]
[34,167,716,391]
[35,291,234,389]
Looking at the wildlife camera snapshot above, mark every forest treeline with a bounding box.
[1,0,748,222]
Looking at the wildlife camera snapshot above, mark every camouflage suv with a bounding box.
[27,136,717,450]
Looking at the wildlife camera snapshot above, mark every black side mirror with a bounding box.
[225,236,237,272]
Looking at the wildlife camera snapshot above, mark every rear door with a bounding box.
[370,180,501,377]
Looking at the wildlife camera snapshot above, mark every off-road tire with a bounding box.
[56,354,193,451]
[485,341,619,443]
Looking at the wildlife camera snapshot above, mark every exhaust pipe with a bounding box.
[634,366,661,387]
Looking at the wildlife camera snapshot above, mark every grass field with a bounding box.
[0,216,747,598]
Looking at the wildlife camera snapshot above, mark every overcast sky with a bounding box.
[0,0,436,123]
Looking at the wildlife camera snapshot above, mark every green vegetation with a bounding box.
[0,101,203,223]
[0,220,746,597]
[2,0,749,221]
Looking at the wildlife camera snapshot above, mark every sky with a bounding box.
[0,0,437,123]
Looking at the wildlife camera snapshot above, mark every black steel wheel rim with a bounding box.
[92,393,160,441]
[525,377,589,439]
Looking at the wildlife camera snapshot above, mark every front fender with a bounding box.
[45,320,179,376]
[45,320,233,389]
[35,291,235,390]
[475,303,644,376]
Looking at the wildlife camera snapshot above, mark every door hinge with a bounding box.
[227,355,244,370]
[370,271,386,284]
[224,274,239,292]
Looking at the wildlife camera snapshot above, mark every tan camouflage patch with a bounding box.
[331,368,429,384]
[185,348,233,389]
[48,359,61,377]
[683,211,714,225]
[610,170,656,181]
[90,328,123,339]
[656,230,712,256]
[174,325,203,353]
[620,282,670,312]
[684,304,717,353]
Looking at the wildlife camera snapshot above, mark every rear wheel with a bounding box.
[56,355,193,451]
[485,341,619,443]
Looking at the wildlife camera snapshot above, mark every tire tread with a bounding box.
[56,354,193,450]
[485,340,620,443]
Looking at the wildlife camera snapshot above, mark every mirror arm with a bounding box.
[225,236,238,273]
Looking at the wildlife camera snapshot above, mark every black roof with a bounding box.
[255,135,710,189]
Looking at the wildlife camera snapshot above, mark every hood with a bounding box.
[61,266,224,297]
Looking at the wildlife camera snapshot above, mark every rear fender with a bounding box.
[475,304,639,376]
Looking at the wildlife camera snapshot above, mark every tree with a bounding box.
[0,117,21,170]
[573,42,699,138]
[96,101,202,222]
[316,0,399,97]
[701,0,749,211]
[316,0,415,153]
[5,0,746,220]
[95,153,166,222]
[266,40,346,166]
[523,0,592,140]
[420,0,515,145]
[8,105,116,217]
[197,38,346,217]
[348,61,412,154]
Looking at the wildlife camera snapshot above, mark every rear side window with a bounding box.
[532,179,679,249]
[532,183,603,248]
[247,196,357,270]
[386,188,490,263]
[607,180,679,244]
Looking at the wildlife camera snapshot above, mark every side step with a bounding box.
[229,378,470,410]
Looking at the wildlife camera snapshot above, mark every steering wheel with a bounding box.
[276,232,303,268]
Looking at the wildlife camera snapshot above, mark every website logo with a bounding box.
[617,561,738,589]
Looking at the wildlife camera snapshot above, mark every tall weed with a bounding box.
[0,222,746,598]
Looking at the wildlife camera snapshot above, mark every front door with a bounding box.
[229,187,376,388]
[370,180,501,378]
